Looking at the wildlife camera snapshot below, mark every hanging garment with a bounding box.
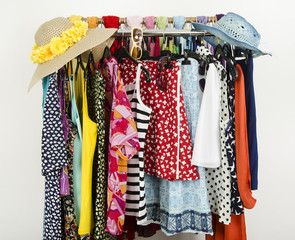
[144,173,212,236]
[42,72,67,240]
[149,42,155,57]
[119,58,199,181]
[144,60,199,180]
[123,64,152,224]
[206,213,247,240]
[144,16,155,53]
[155,16,168,50]
[121,216,161,240]
[235,64,256,209]
[142,58,212,236]
[196,46,232,225]
[191,63,221,168]
[42,76,50,116]
[103,16,121,55]
[87,16,98,29]
[58,69,70,196]
[70,73,83,227]
[237,57,258,190]
[85,67,108,240]
[225,64,244,215]
[78,75,98,235]
[137,223,161,238]
[61,120,79,240]
[173,16,186,54]
[101,57,140,235]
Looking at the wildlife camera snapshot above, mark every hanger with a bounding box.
[63,60,73,80]
[87,50,99,72]
[182,51,191,65]
[165,54,174,69]
[222,43,238,81]
[234,48,251,64]
[75,54,85,74]
[74,54,86,82]
[115,45,151,82]
[214,42,224,61]
[101,41,111,61]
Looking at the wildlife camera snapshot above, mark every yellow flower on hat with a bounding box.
[50,37,69,55]
[68,15,83,23]
[30,20,88,64]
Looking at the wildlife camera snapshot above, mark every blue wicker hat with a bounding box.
[192,12,271,57]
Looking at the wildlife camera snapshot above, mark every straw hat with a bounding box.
[28,17,116,91]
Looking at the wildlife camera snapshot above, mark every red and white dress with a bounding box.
[119,58,199,181]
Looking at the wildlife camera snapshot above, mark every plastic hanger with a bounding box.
[75,54,85,74]
[182,51,191,65]
[214,43,224,61]
[74,54,86,81]
[164,54,174,69]
[87,50,99,72]
[101,43,111,62]
[234,48,251,64]
[115,45,151,82]
[222,43,238,81]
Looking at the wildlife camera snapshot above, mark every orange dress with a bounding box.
[235,64,256,209]
[207,213,247,240]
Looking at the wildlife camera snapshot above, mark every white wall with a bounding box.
[0,0,294,239]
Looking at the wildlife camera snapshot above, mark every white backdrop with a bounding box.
[1,0,294,239]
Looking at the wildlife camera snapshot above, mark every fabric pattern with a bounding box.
[102,57,140,235]
[61,120,79,239]
[196,46,232,225]
[58,69,70,196]
[144,175,213,236]
[86,67,108,240]
[124,65,152,224]
[225,63,244,215]
[119,58,209,235]
[42,72,68,240]
[142,58,212,236]
[119,58,199,181]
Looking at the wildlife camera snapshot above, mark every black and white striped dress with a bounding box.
[124,64,152,225]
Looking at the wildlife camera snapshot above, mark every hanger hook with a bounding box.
[121,30,124,45]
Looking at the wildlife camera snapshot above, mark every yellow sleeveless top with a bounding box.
[78,73,97,235]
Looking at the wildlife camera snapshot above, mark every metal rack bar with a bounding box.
[113,29,213,37]
[94,16,217,24]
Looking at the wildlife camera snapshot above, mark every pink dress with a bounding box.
[101,57,140,235]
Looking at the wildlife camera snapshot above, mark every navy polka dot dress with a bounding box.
[42,72,67,240]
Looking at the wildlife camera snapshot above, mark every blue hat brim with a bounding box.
[192,22,271,57]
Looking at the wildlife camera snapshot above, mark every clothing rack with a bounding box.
[96,16,217,24]
[113,29,213,37]
[82,16,217,26]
